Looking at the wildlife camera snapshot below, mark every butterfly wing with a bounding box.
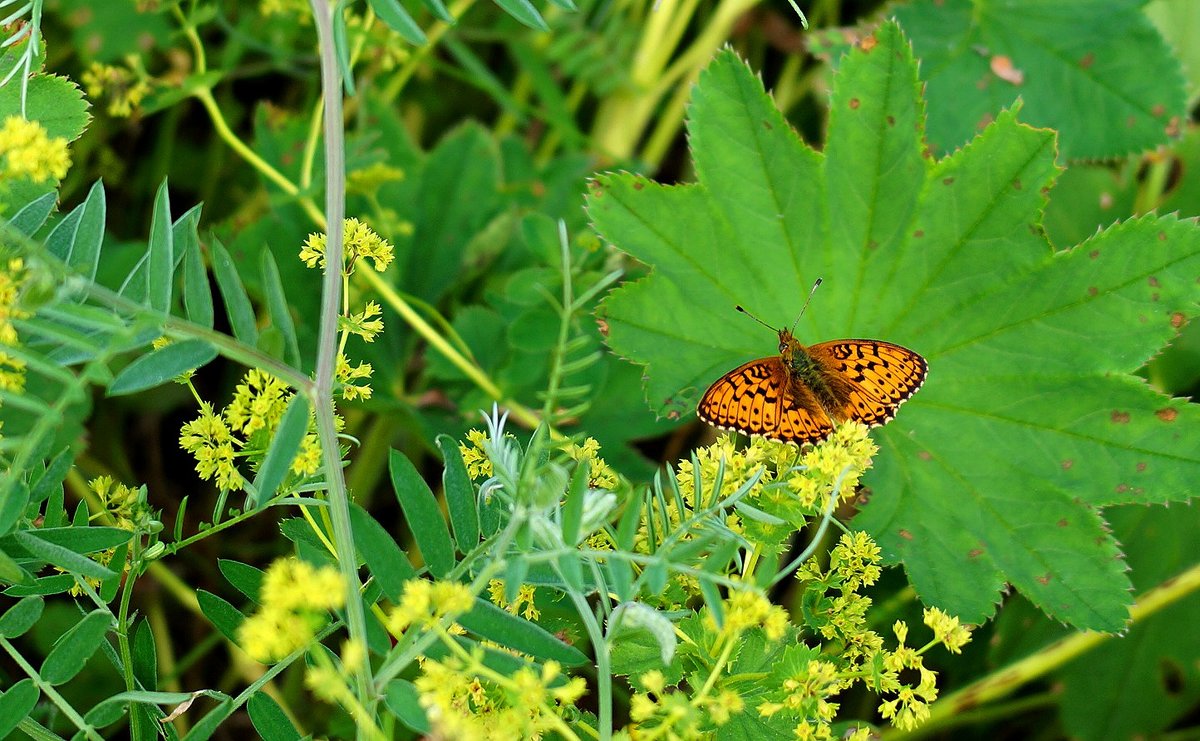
[807,340,928,427]
[697,357,836,445]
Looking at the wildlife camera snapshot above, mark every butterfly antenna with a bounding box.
[790,277,823,334]
[735,305,776,331]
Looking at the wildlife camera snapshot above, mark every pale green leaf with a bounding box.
[108,339,217,396]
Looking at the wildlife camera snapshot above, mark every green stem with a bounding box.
[116,551,143,739]
[592,0,758,162]
[191,87,326,228]
[308,0,376,722]
[1134,155,1171,215]
[568,589,612,739]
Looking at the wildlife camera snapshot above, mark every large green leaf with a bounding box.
[0,73,90,141]
[587,26,1200,630]
[40,609,112,685]
[890,0,1186,159]
[396,123,503,304]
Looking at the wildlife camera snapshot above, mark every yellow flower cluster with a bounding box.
[0,116,70,183]
[81,61,151,117]
[225,368,289,436]
[631,670,747,737]
[237,557,346,663]
[89,475,144,531]
[668,423,874,544]
[386,578,475,634]
[785,422,877,509]
[296,221,387,402]
[51,476,148,596]
[414,653,587,741]
[789,531,972,734]
[675,434,779,508]
[178,370,328,493]
[718,588,789,641]
[487,579,540,621]
[179,402,244,492]
[0,258,29,394]
[923,607,972,654]
[560,437,619,489]
[796,531,885,656]
[460,428,494,480]
[300,217,394,274]
[629,588,788,737]
[339,300,384,342]
[758,659,842,728]
[875,620,940,730]
[629,684,707,737]
[335,353,374,401]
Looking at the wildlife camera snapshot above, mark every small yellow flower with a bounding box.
[640,669,666,694]
[339,300,384,342]
[707,689,744,725]
[789,421,877,509]
[460,428,493,480]
[224,369,290,436]
[290,434,322,476]
[629,692,659,722]
[0,116,70,182]
[335,354,374,400]
[260,557,346,612]
[341,639,365,672]
[179,402,244,492]
[89,475,142,530]
[387,578,474,634]
[561,437,619,489]
[304,663,348,704]
[238,604,322,663]
[923,607,972,653]
[81,61,151,117]
[300,218,394,274]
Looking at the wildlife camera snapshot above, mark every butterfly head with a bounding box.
[777,328,803,360]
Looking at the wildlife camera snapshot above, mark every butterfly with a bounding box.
[697,285,927,446]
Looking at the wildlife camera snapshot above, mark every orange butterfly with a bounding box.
[697,282,927,446]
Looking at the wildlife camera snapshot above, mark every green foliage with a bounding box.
[589,24,1200,630]
[812,0,1189,160]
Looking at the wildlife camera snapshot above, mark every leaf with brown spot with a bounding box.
[890,0,1187,158]
[589,23,1200,633]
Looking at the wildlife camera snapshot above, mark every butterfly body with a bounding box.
[698,327,927,446]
